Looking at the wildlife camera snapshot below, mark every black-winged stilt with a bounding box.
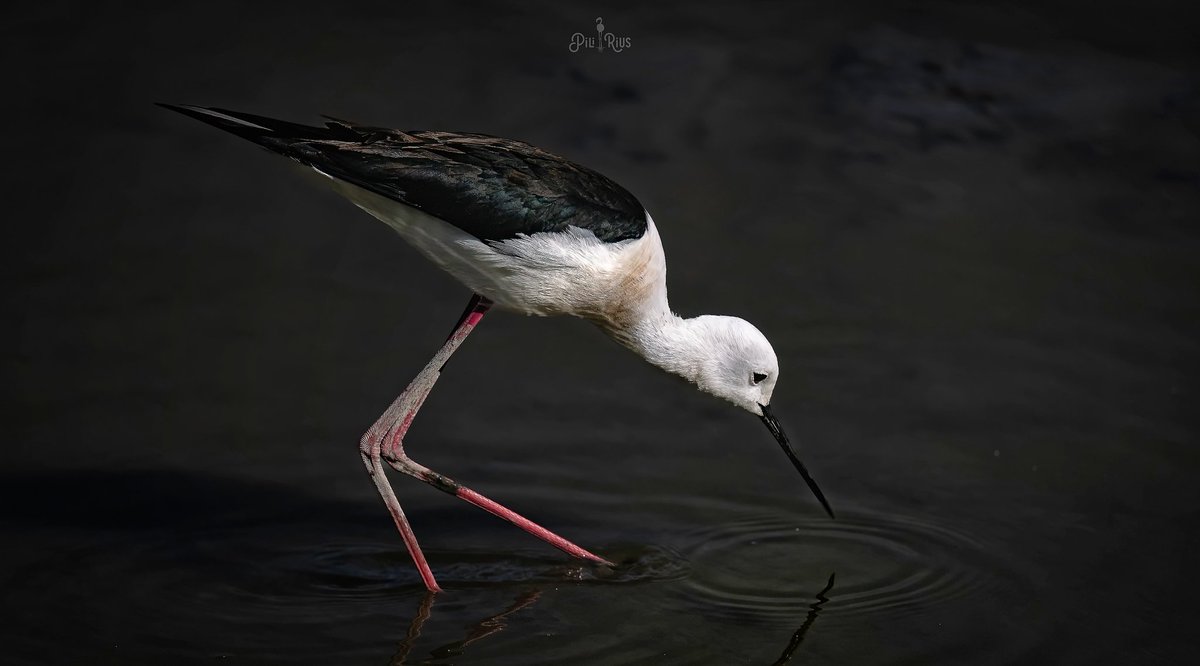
[159,104,835,592]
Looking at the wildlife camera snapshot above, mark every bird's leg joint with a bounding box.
[358,432,382,475]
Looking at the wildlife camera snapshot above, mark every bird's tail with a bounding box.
[155,103,362,152]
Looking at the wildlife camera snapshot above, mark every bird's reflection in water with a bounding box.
[388,572,833,664]
[771,573,836,666]
[390,590,541,664]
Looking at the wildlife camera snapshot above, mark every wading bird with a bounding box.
[160,105,834,592]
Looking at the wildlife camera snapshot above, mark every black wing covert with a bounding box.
[158,104,648,244]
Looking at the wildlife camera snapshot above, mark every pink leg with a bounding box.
[386,456,612,566]
[360,295,611,593]
[359,296,492,591]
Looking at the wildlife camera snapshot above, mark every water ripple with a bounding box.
[676,507,1008,622]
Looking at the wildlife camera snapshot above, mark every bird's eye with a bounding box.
[751,372,768,386]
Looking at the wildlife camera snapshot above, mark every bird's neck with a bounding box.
[610,309,706,383]
[592,215,701,381]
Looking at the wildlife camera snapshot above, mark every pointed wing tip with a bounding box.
[155,102,209,114]
[155,103,275,132]
[320,113,358,125]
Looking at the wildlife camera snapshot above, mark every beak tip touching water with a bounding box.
[759,404,836,519]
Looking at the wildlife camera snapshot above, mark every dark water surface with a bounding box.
[4,1,1199,664]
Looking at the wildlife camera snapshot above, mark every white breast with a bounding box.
[317,169,669,324]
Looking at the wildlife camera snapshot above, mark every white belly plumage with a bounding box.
[319,170,668,324]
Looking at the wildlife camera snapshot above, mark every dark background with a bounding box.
[3,1,1198,664]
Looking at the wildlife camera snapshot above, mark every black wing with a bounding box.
[158,104,647,243]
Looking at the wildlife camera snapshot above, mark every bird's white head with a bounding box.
[626,312,834,518]
[682,315,780,415]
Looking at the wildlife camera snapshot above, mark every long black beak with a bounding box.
[759,404,835,519]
